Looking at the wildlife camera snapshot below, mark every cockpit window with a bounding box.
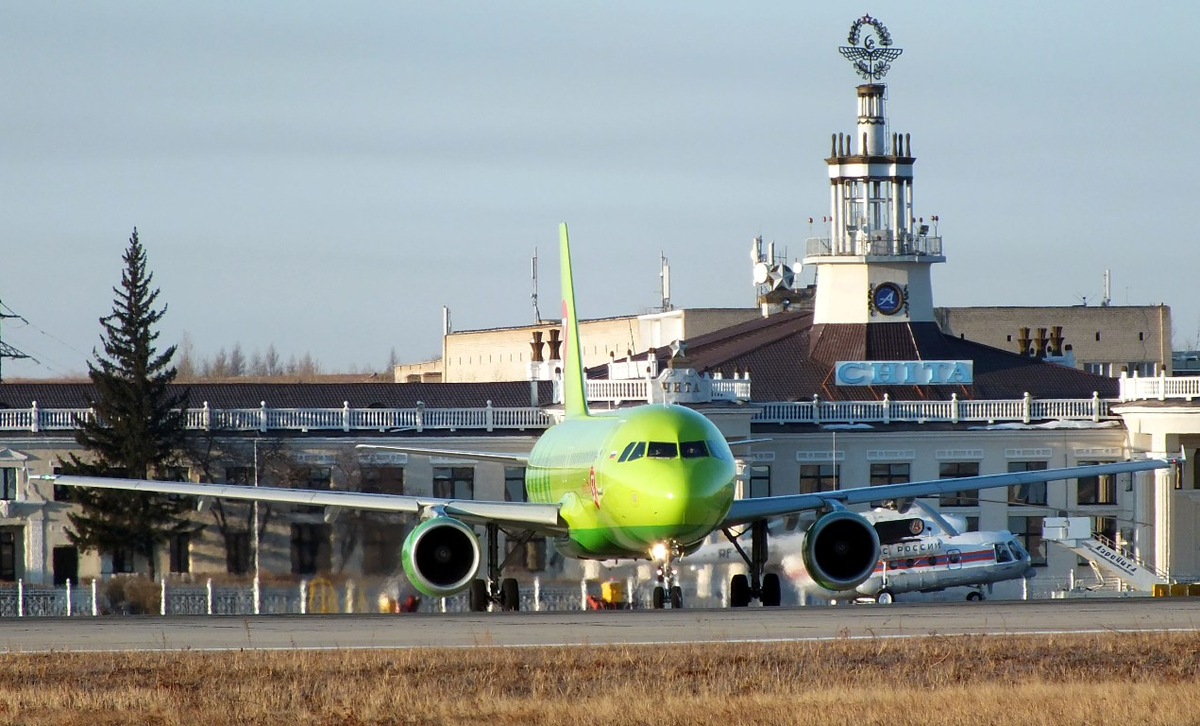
[646,441,678,459]
[995,544,1013,563]
[617,442,638,463]
[1009,539,1028,559]
[680,440,709,459]
[624,442,646,462]
[707,439,732,461]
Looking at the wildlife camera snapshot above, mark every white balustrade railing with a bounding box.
[1120,373,1200,402]
[752,392,1112,425]
[1,391,1117,434]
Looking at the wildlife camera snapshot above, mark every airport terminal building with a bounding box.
[1,16,1198,602]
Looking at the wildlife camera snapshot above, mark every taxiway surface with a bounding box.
[1,598,1197,652]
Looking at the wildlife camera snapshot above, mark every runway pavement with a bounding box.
[1,598,1197,652]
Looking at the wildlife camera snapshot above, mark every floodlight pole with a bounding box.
[253,438,261,615]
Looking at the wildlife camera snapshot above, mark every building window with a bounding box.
[1008,515,1047,567]
[156,466,190,482]
[0,531,15,581]
[504,467,526,502]
[0,469,16,501]
[1076,461,1116,505]
[938,462,980,506]
[52,465,72,502]
[304,467,332,490]
[870,463,910,486]
[1080,516,1119,566]
[964,516,979,533]
[169,533,190,574]
[225,531,251,575]
[290,523,331,575]
[110,546,135,574]
[225,467,254,486]
[362,466,404,495]
[361,516,403,576]
[1008,461,1048,505]
[799,464,838,494]
[434,467,474,500]
[748,465,771,498]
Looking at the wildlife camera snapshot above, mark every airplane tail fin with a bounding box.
[559,223,589,418]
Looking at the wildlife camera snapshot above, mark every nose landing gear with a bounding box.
[650,542,684,609]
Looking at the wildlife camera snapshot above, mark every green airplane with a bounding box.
[40,223,1173,611]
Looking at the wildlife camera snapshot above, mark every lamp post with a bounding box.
[253,438,260,615]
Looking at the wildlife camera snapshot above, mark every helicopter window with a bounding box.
[904,558,915,569]
[947,551,962,564]
[646,442,678,459]
[995,544,1013,563]
[625,442,646,462]
[926,556,937,567]
[680,440,709,459]
[1009,539,1028,559]
[617,442,637,463]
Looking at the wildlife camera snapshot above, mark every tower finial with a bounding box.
[838,14,902,82]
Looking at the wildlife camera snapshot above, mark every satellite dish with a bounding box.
[753,262,771,285]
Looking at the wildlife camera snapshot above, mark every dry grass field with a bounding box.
[1,632,1197,726]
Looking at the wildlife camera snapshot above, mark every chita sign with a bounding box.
[834,360,973,386]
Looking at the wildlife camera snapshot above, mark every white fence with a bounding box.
[0,577,709,616]
[1,391,1119,435]
[1119,373,1200,402]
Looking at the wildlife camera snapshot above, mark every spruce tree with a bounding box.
[64,228,193,579]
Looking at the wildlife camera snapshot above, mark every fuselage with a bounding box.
[525,404,737,559]
[683,519,1032,597]
[852,530,1032,597]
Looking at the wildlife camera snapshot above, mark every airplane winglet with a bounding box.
[559,223,589,418]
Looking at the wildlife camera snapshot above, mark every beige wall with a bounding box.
[935,305,1172,377]
[427,308,760,383]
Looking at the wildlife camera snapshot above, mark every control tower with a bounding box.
[806,15,944,326]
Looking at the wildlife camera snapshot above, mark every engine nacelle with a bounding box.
[401,516,482,598]
[802,510,881,592]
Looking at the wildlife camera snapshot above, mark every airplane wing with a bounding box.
[356,443,529,465]
[726,438,772,448]
[720,459,1170,528]
[35,475,566,534]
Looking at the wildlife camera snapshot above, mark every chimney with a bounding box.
[530,331,545,363]
[547,328,562,361]
[1017,327,1031,357]
[1034,327,1048,359]
[1049,326,1064,356]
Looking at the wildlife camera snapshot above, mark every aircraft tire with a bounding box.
[652,586,666,609]
[762,573,782,607]
[501,578,520,611]
[730,574,751,607]
[875,589,894,605]
[469,579,489,612]
[670,585,683,609]
[966,591,984,602]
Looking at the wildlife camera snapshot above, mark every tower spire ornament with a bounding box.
[838,14,902,82]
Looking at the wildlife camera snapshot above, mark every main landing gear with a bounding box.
[722,520,782,607]
[468,523,534,612]
[651,543,684,609]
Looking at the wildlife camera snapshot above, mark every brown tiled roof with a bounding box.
[0,382,554,410]
[611,314,1118,402]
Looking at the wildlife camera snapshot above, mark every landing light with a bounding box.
[650,542,669,562]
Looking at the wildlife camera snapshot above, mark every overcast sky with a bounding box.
[3,2,1198,379]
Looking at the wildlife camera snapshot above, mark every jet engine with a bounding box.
[801,510,881,591]
[401,517,482,598]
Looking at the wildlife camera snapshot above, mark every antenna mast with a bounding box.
[660,252,673,312]
[531,248,542,323]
